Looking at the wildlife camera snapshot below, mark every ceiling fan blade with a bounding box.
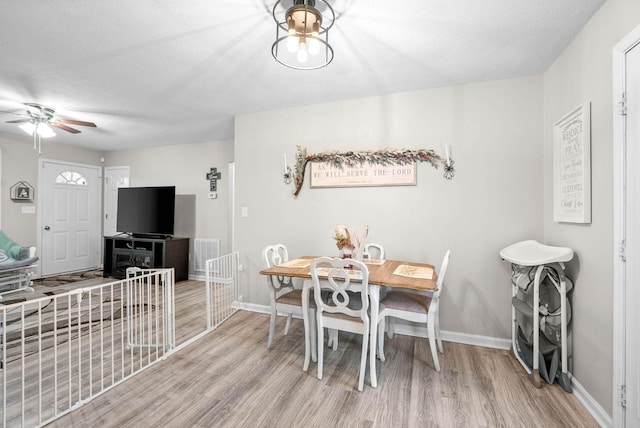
[58,119,96,127]
[5,119,32,124]
[52,122,81,134]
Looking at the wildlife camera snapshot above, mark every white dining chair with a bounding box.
[328,242,384,351]
[263,244,316,351]
[376,250,451,372]
[327,242,384,351]
[311,257,371,391]
[363,243,385,260]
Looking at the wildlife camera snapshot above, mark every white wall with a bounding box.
[543,0,640,415]
[235,75,543,339]
[105,140,234,264]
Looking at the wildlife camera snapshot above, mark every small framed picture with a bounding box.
[10,181,35,202]
[16,187,30,200]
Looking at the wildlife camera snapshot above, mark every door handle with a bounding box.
[44,226,50,231]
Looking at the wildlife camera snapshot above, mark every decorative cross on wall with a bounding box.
[206,167,222,191]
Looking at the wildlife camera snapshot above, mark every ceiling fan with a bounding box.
[5,103,97,153]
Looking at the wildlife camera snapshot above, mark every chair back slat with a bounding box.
[433,249,451,299]
[363,243,385,260]
[311,257,369,322]
[262,244,294,292]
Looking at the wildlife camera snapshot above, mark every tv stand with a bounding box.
[103,235,189,281]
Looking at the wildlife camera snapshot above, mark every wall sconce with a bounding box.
[283,154,292,184]
[443,142,455,180]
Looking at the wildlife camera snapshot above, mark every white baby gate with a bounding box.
[205,252,239,331]
[0,252,239,427]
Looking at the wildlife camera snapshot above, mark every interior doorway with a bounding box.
[103,166,130,237]
[38,159,101,276]
[613,24,640,428]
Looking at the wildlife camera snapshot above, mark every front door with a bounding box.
[39,160,101,276]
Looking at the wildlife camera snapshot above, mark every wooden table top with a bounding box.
[259,256,438,292]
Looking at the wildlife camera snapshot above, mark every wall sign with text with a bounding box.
[553,103,591,223]
[310,162,417,188]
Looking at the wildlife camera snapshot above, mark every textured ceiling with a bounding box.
[0,0,605,151]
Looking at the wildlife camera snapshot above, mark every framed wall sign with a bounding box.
[10,181,35,202]
[310,162,417,189]
[553,103,591,223]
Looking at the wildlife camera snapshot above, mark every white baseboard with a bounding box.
[392,323,512,350]
[233,301,270,313]
[234,302,510,350]
[570,376,612,427]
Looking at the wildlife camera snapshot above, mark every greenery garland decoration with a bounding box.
[293,145,445,196]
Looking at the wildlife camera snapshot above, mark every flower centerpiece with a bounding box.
[333,226,354,259]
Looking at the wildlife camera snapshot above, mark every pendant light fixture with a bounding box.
[272,0,335,70]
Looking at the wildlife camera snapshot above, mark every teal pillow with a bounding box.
[0,231,23,259]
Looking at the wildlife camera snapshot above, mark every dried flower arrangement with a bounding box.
[333,228,354,251]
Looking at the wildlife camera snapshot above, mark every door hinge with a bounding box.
[619,384,627,407]
[619,93,627,116]
[619,239,627,262]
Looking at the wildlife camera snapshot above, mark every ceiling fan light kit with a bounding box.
[19,122,55,138]
[272,0,335,70]
[5,103,96,154]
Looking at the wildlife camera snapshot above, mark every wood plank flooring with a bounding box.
[47,283,598,428]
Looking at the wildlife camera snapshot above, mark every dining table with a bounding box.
[259,255,438,388]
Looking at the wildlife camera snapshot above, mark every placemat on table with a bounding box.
[278,259,311,268]
[392,265,434,280]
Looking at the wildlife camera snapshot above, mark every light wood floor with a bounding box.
[46,282,598,428]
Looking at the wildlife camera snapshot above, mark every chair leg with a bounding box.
[358,323,369,392]
[309,309,317,363]
[327,329,335,347]
[435,308,444,354]
[332,329,338,350]
[377,317,386,362]
[284,313,292,335]
[428,317,440,372]
[386,317,395,339]
[317,314,324,380]
[267,308,277,348]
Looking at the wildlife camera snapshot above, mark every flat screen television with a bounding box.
[116,186,175,238]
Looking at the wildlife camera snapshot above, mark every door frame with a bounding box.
[37,158,103,277]
[103,165,131,237]
[612,23,640,428]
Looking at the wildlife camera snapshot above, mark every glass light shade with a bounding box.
[19,122,36,135]
[36,123,56,138]
[308,35,320,56]
[287,34,299,52]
